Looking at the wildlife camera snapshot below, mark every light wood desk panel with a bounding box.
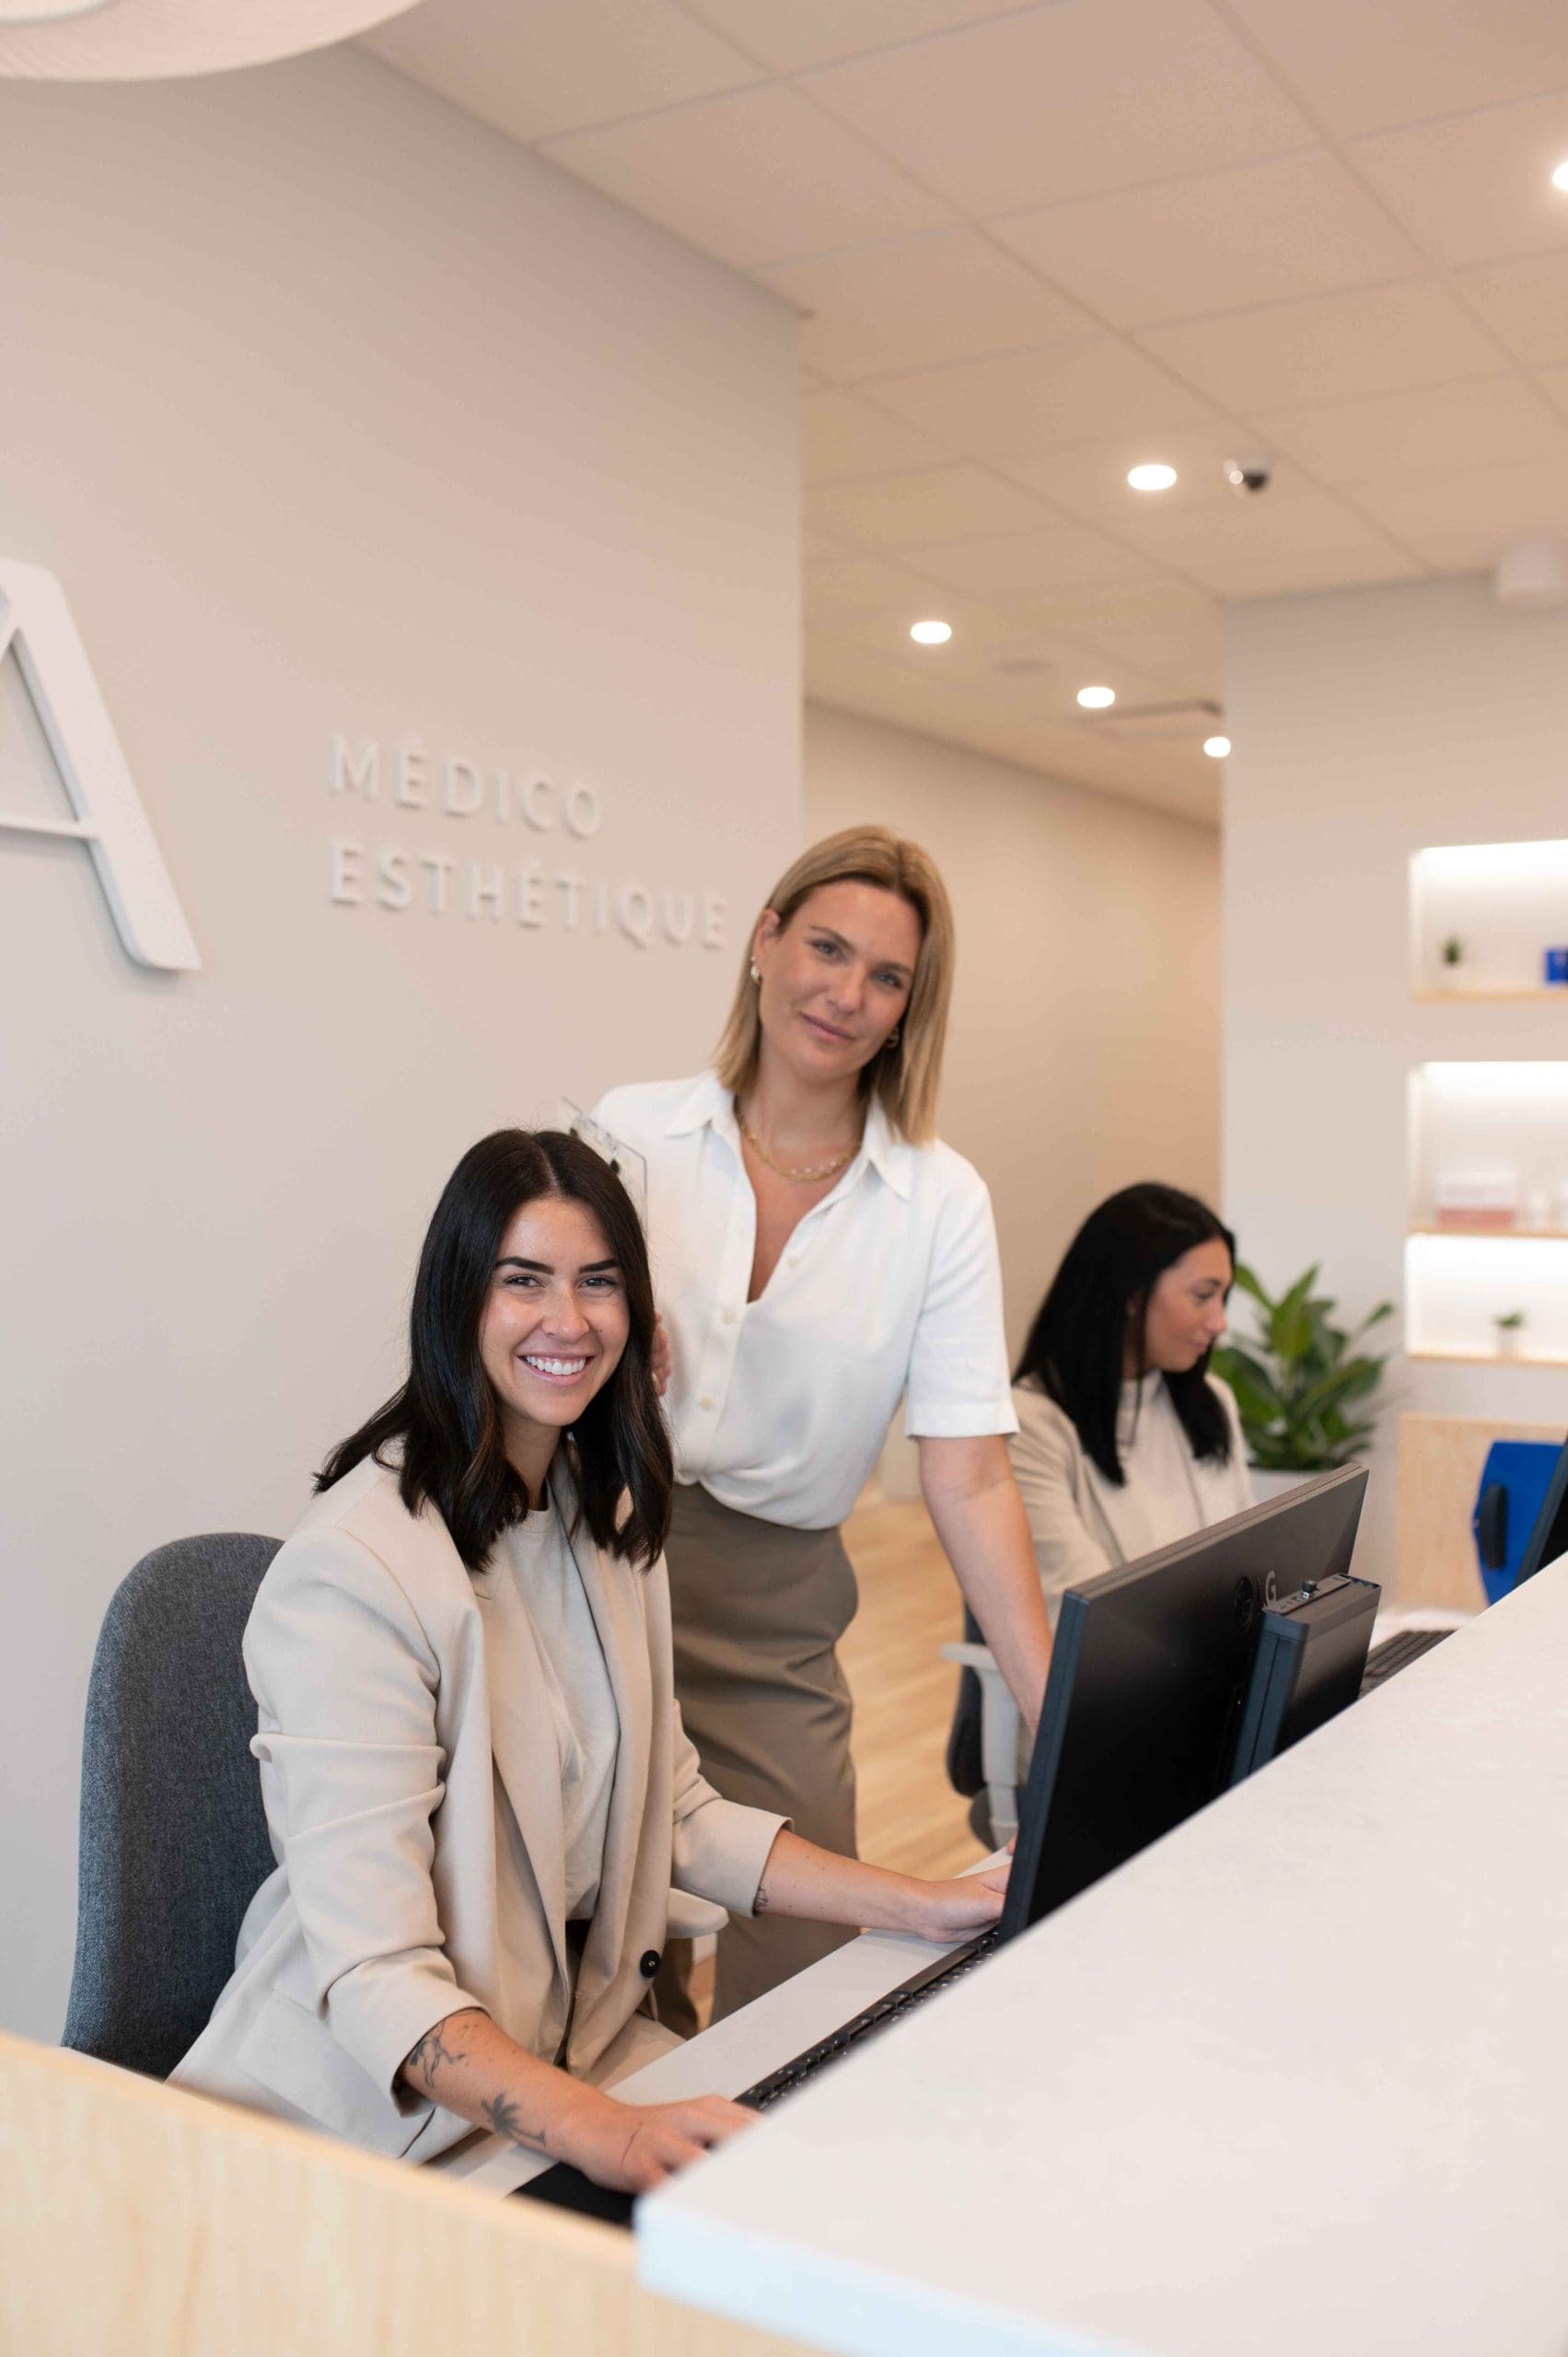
[0,2031,810,2357]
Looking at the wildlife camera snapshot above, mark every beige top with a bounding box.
[495,1500,618,1926]
[1010,1372,1254,1625]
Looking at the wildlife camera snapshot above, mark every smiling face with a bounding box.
[1138,1237,1233,1375]
[477,1193,630,1491]
[753,880,921,1089]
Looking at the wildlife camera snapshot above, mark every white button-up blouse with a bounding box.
[592,1072,1016,1532]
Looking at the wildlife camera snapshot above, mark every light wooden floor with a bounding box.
[687,1491,984,2023]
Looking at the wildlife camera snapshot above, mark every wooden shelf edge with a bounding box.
[1410,1226,1568,1242]
[1408,1348,1568,1369]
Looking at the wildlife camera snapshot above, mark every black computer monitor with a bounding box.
[1005,1465,1368,1931]
[1516,1434,1568,1586]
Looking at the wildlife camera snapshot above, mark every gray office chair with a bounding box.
[62,1532,282,2079]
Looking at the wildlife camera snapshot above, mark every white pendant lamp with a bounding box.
[0,0,417,77]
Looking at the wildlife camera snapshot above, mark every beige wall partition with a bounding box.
[0,2030,807,2357]
[804,699,1223,1362]
[0,52,800,2042]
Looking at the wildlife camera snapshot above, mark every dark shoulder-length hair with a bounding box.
[1014,1182,1237,1487]
[317,1129,671,1573]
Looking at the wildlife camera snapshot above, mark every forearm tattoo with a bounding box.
[403,2017,469,2088]
[754,1881,770,1913]
[482,2092,547,2154]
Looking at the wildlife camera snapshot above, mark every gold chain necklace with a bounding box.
[736,1103,861,1185]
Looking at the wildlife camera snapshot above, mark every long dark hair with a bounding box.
[1014,1182,1237,1486]
[318,1130,671,1573]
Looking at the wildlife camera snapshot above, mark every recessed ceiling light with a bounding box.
[1127,462,1178,493]
[1551,158,1568,192]
[1076,684,1115,710]
[910,619,952,645]
[1203,735,1232,759]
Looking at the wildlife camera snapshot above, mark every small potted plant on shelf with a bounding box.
[1437,935,1464,991]
[1493,1308,1527,1358]
[1212,1263,1395,1496]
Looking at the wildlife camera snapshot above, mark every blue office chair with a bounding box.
[61,1532,281,2079]
[1473,1443,1562,1605]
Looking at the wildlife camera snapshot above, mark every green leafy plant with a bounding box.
[1440,935,1463,967]
[1212,1264,1395,1472]
[1494,1308,1526,1333]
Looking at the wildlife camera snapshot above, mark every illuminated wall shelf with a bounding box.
[1408,1346,1568,1370]
[1410,837,1568,1000]
[1411,1225,1568,1242]
[1412,988,1566,1005]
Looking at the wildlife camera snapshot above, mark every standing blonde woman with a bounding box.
[595,827,1052,2025]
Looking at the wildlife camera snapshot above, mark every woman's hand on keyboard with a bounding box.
[904,1861,1009,1942]
[555,2086,758,2192]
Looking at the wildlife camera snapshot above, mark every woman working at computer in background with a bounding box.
[1011,1183,1253,1623]
[172,1131,1006,2194]
[595,827,1052,2026]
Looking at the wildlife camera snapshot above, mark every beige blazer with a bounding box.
[171,1456,783,2163]
[1010,1375,1254,1623]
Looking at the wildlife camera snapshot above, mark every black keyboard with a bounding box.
[737,1925,1004,2111]
[1360,1624,1451,1691]
[514,1927,1005,2228]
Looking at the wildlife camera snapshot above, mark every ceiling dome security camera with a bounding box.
[1225,453,1272,495]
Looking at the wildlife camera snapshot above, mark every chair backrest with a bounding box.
[62,1532,282,2079]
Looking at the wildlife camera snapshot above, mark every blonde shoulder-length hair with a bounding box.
[713,826,955,1145]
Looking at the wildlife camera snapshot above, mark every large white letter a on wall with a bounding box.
[0,559,200,971]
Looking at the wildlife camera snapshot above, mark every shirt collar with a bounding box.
[668,1068,916,1200]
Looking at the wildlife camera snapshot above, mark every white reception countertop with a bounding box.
[635,1563,1568,2357]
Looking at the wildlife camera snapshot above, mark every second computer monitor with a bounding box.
[1005,1465,1368,1932]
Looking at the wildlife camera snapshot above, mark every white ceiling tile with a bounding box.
[1224,0,1568,141]
[804,624,1221,818]
[1453,251,1568,370]
[801,389,955,481]
[868,338,1216,456]
[1140,281,1503,411]
[1350,458,1568,567]
[806,464,1058,545]
[1000,422,1295,530]
[1098,486,1424,596]
[1253,377,1568,490]
[804,550,956,621]
[363,0,760,143]
[899,524,1159,595]
[680,0,1035,75]
[540,84,952,272]
[993,151,1422,329]
[756,227,1093,382]
[799,0,1316,217]
[1011,579,1225,676]
[1350,95,1568,270]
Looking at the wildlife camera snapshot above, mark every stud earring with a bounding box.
[749,959,761,984]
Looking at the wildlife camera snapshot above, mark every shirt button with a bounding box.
[720,1307,736,1325]
[786,1255,801,1270]
[699,1394,715,1411]
[639,1949,661,1980]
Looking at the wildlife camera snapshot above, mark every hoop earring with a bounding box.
[885,1025,901,1051]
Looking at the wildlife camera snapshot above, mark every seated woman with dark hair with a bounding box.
[1010,1183,1253,1622]
[174,1131,1005,2195]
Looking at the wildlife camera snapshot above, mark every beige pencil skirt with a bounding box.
[661,1481,860,2027]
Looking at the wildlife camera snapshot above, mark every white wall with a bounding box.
[0,54,799,2039]
[804,702,1222,1364]
[1225,575,1568,1591]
